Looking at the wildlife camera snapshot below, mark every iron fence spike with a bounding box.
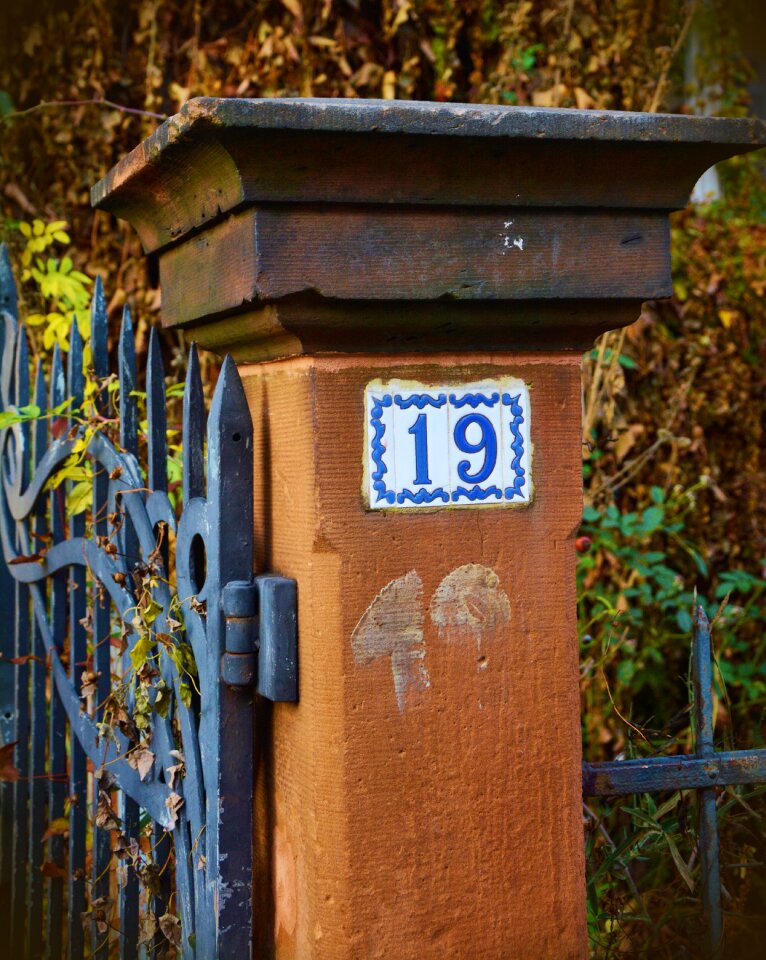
[0,243,17,320]
[182,341,205,503]
[67,316,84,409]
[90,274,108,381]
[147,324,167,492]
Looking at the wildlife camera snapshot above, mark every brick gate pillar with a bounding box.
[93,99,764,960]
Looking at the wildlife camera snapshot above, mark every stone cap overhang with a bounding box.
[92,97,766,253]
[91,98,766,359]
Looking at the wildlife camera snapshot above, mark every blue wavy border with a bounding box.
[502,392,526,500]
[394,393,447,409]
[369,394,395,504]
[370,388,527,507]
[452,485,503,502]
[398,488,450,505]
[449,392,500,409]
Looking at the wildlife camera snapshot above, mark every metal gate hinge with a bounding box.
[221,576,298,701]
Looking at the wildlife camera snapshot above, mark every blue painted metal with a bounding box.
[48,342,68,960]
[256,576,298,703]
[582,605,756,959]
[222,576,299,696]
[0,252,16,943]
[27,358,48,960]
[89,280,111,960]
[693,606,723,960]
[67,318,88,960]
[11,328,30,958]
[0,242,298,957]
[582,748,766,795]
[222,579,259,687]
[146,324,173,958]
[117,307,140,960]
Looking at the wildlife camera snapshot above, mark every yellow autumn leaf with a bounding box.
[389,0,413,35]
[41,816,70,840]
[66,481,92,516]
[532,84,567,107]
[718,309,737,328]
[280,0,302,19]
[168,82,190,109]
[382,70,397,100]
[574,87,595,110]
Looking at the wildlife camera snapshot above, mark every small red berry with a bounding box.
[576,536,592,554]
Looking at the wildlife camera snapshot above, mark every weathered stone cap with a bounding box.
[96,96,766,148]
[92,97,766,254]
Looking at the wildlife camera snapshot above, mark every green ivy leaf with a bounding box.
[130,632,154,671]
[154,680,171,719]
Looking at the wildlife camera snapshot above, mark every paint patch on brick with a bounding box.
[351,570,430,710]
[430,564,510,650]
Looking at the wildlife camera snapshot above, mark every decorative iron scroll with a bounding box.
[0,242,271,958]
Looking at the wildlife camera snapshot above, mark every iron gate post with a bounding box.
[93,99,765,960]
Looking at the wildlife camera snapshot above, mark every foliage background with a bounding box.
[1,1,765,957]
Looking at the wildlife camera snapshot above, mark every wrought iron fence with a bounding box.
[583,606,766,958]
[0,243,296,959]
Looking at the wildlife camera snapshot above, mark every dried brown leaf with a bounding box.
[0,742,19,782]
[159,912,181,947]
[127,744,155,781]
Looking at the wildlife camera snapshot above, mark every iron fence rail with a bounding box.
[583,606,766,959]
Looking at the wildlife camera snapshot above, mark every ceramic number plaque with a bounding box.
[364,378,532,509]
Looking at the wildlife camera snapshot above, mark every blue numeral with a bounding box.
[408,413,432,485]
[454,413,497,483]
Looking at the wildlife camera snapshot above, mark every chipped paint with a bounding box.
[501,219,525,254]
[430,564,510,653]
[351,570,430,710]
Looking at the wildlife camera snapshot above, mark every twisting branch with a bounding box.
[647,0,698,113]
[1,98,167,123]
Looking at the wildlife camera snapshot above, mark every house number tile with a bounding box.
[364,378,532,509]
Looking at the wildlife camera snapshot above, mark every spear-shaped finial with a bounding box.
[0,242,18,319]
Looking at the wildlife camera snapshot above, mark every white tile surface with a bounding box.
[364,378,532,509]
